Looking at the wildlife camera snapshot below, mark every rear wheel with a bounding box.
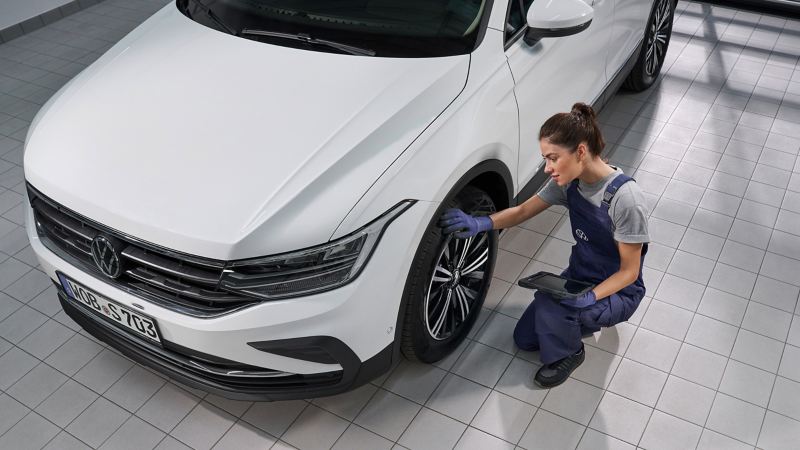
[400,185,497,363]
[623,0,675,92]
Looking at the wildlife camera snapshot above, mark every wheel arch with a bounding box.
[390,159,511,363]
[447,159,514,212]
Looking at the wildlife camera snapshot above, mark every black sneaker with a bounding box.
[534,345,585,388]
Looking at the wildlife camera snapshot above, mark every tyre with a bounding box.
[400,185,498,363]
[622,0,676,92]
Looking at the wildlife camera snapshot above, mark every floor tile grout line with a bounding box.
[697,90,775,441]
[586,76,693,447]
[751,192,784,448]
[112,363,166,415]
[314,368,403,445]
[478,344,542,448]
[679,10,759,412]
[0,409,65,448]
[56,386,130,448]
[663,53,756,425]
[0,403,32,442]
[3,18,124,51]
[382,359,446,446]
[699,395,761,449]
[369,366,520,446]
[602,45,791,371]
[620,10,769,445]
[0,47,95,83]
[602,343,799,422]
[274,402,312,445]
[3,361,71,411]
[0,305,69,358]
[94,410,141,449]
[576,73,688,444]
[616,193,800,283]
[182,399,239,450]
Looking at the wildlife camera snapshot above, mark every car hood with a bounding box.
[24,6,468,260]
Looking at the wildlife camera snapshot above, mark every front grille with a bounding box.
[28,184,259,316]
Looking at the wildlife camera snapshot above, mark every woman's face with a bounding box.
[540,139,586,186]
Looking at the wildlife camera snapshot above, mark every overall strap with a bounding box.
[601,174,633,211]
[568,179,580,191]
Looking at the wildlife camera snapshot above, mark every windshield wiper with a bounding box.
[184,0,236,35]
[240,29,376,56]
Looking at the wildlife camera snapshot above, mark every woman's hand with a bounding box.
[438,209,493,238]
[560,290,597,308]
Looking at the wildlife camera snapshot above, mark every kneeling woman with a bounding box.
[440,103,649,388]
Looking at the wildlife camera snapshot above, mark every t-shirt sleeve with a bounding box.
[536,178,568,207]
[610,183,650,244]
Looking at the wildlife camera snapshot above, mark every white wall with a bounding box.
[0,0,73,31]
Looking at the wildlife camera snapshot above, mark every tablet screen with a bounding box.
[529,273,593,296]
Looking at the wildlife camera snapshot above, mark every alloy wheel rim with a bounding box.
[645,0,672,77]
[424,232,490,341]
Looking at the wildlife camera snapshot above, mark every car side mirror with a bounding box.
[524,0,594,46]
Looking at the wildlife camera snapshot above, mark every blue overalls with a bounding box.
[513,174,647,364]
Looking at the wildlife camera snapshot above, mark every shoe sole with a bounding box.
[533,351,586,389]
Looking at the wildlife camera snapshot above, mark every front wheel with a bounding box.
[623,0,676,92]
[400,185,497,363]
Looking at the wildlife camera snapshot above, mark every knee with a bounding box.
[513,325,538,351]
[513,312,538,351]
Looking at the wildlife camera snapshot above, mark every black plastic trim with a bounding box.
[523,19,593,46]
[59,286,394,400]
[248,337,352,365]
[504,26,527,50]
[503,0,528,49]
[698,0,800,18]
[471,0,497,54]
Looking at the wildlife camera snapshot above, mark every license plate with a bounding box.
[58,273,161,344]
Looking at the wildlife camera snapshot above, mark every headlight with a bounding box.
[219,200,416,300]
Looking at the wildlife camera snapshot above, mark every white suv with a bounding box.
[23,0,675,399]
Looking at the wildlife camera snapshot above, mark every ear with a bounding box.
[576,143,589,161]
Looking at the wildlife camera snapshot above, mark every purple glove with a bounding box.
[560,290,597,309]
[438,208,493,239]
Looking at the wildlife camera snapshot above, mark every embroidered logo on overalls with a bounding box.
[575,229,588,241]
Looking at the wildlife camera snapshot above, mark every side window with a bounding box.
[505,0,536,42]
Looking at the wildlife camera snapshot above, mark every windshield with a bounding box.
[177,0,490,57]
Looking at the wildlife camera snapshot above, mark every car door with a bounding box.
[606,0,652,78]
[505,0,613,190]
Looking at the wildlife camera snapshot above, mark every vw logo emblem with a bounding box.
[575,229,589,241]
[91,235,123,278]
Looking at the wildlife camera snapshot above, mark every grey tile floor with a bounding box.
[0,0,799,449]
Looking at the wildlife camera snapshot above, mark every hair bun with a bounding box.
[571,102,596,120]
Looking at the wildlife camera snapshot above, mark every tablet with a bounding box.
[518,271,595,299]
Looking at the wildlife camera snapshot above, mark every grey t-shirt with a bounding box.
[537,168,650,244]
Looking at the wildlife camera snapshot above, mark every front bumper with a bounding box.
[58,285,391,400]
[27,198,437,399]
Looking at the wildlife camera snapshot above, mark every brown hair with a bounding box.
[538,102,605,157]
